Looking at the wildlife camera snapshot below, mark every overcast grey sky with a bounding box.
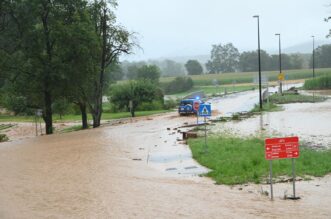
[116,0,331,61]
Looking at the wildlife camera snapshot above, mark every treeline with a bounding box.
[0,0,134,134]
[206,43,331,74]
[121,59,186,79]
[121,43,331,78]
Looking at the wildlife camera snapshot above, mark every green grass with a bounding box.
[160,68,331,86]
[250,93,327,113]
[304,75,331,90]
[269,93,326,104]
[0,124,15,131]
[250,103,282,113]
[0,110,171,123]
[60,125,84,133]
[167,84,258,98]
[188,136,331,185]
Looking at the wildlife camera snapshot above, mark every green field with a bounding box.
[189,136,331,185]
[166,84,258,99]
[160,68,331,86]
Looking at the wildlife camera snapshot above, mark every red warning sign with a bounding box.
[193,101,200,111]
[265,137,299,160]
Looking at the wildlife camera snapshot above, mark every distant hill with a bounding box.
[283,40,330,54]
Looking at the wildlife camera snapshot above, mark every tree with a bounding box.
[87,0,135,128]
[123,61,146,79]
[185,60,203,75]
[206,43,240,73]
[289,54,304,69]
[326,13,331,38]
[164,77,193,94]
[310,44,331,68]
[0,0,77,134]
[239,51,258,72]
[160,59,185,76]
[238,50,270,72]
[110,80,161,117]
[136,65,161,83]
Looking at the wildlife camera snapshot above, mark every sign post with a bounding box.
[199,104,211,153]
[193,101,200,125]
[265,136,300,200]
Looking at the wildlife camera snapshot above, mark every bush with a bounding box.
[137,101,163,111]
[0,134,9,142]
[163,77,193,94]
[163,99,178,110]
[304,75,331,90]
[110,80,164,117]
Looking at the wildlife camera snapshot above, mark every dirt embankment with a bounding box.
[0,113,330,218]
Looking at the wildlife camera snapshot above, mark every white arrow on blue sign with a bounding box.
[199,104,211,117]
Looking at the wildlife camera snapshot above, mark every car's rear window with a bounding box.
[180,100,193,106]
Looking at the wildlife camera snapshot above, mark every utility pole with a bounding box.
[253,15,263,110]
[312,36,315,78]
[275,33,282,94]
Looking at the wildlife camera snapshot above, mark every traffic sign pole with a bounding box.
[292,158,296,198]
[265,137,300,200]
[204,116,207,153]
[269,160,274,200]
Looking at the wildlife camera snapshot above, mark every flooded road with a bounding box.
[1,113,331,218]
[211,83,303,115]
[209,86,331,148]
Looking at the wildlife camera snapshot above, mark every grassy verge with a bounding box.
[304,75,331,90]
[0,124,15,131]
[250,103,282,113]
[0,109,171,123]
[60,125,84,133]
[250,93,327,113]
[188,136,331,185]
[269,93,326,104]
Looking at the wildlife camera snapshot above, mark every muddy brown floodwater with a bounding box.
[1,113,331,218]
[210,89,331,149]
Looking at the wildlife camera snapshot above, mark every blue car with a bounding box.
[178,99,203,115]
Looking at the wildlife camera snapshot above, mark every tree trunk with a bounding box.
[92,98,102,128]
[79,102,88,129]
[91,7,107,128]
[131,106,135,117]
[43,91,53,134]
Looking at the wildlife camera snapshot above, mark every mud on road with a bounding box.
[0,113,331,218]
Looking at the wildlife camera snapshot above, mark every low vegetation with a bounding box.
[269,93,326,104]
[250,93,327,113]
[0,134,9,142]
[188,136,331,185]
[250,103,282,113]
[162,77,194,94]
[304,75,331,90]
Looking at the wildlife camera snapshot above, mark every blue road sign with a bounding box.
[199,104,211,117]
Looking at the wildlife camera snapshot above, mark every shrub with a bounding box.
[163,77,193,94]
[0,134,9,142]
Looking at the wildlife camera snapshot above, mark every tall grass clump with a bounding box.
[304,75,331,90]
